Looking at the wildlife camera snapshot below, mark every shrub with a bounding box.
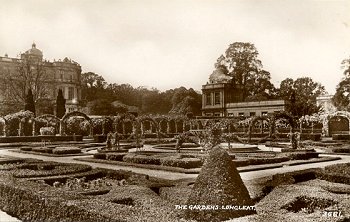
[52,147,81,155]
[4,110,35,136]
[106,153,127,161]
[13,162,92,178]
[123,154,161,165]
[20,147,32,151]
[331,147,350,153]
[185,147,255,221]
[39,127,55,135]
[93,153,106,159]
[285,152,319,160]
[332,134,350,140]
[32,147,53,153]
[160,157,202,169]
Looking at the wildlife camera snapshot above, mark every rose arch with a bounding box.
[60,111,93,136]
[0,117,7,136]
[323,111,350,136]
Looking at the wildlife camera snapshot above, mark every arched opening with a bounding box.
[61,111,93,136]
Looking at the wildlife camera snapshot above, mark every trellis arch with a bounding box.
[35,114,61,134]
[248,116,271,143]
[60,111,93,135]
[323,111,350,136]
[0,117,7,136]
[136,116,159,135]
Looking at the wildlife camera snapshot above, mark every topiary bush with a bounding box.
[185,147,255,221]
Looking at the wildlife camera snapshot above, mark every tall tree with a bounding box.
[24,89,36,116]
[332,56,350,110]
[0,59,49,104]
[278,77,326,117]
[81,72,107,102]
[214,42,275,101]
[56,89,66,118]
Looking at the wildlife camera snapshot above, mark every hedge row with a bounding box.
[0,180,120,222]
[123,154,161,165]
[52,147,81,155]
[0,135,83,143]
[13,162,92,178]
[160,157,202,169]
[233,157,290,167]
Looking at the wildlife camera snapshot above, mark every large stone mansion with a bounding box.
[0,43,82,114]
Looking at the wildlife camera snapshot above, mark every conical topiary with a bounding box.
[24,89,36,116]
[185,146,256,222]
[56,89,66,118]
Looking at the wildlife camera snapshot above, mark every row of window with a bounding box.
[227,111,269,117]
[56,87,76,100]
[205,92,221,105]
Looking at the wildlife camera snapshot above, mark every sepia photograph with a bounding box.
[0,0,349,221]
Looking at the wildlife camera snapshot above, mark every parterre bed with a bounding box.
[0,156,349,221]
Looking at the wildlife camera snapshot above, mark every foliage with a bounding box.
[52,147,81,155]
[0,59,50,105]
[24,89,36,116]
[4,110,35,136]
[213,42,276,101]
[332,57,350,111]
[160,157,202,169]
[39,127,55,135]
[278,77,326,117]
[56,89,66,118]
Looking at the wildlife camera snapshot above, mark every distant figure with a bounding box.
[106,132,113,149]
[114,131,120,149]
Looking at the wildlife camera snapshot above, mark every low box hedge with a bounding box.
[160,157,202,169]
[52,147,81,155]
[94,135,107,143]
[285,152,319,160]
[32,147,53,153]
[106,153,127,161]
[332,134,350,140]
[13,162,92,178]
[123,154,161,165]
[93,153,106,159]
[331,147,350,153]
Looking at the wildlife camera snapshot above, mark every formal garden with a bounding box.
[0,109,350,221]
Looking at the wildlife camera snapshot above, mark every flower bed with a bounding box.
[31,147,53,153]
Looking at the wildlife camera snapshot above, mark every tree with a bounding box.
[24,89,36,116]
[0,59,49,104]
[86,99,116,115]
[169,87,202,116]
[56,89,66,118]
[213,42,275,101]
[332,56,350,111]
[278,77,326,117]
[81,72,107,102]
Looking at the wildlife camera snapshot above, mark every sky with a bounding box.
[0,0,349,94]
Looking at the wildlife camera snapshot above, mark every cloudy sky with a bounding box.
[0,0,349,94]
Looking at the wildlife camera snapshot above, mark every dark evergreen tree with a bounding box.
[24,89,36,116]
[56,89,66,118]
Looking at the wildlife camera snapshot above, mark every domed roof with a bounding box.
[25,43,43,56]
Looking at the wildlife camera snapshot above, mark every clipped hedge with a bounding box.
[13,162,92,178]
[330,147,350,153]
[160,157,202,169]
[93,153,106,159]
[122,154,161,165]
[332,134,350,140]
[106,153,127,161]
[52,147,81,155]
[286,152,319,160]
[20,147,32,151]
[32,147,53,154]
